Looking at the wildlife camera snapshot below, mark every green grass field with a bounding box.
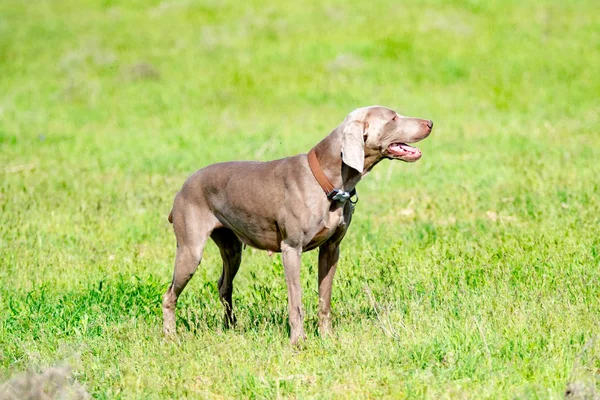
[1,0,599,398]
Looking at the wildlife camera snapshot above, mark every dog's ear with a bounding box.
[341,120,365,173]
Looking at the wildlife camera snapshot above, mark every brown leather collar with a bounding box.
[307,147,335,196]
[307,148,358,203]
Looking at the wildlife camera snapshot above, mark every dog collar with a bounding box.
[307,148,358,204]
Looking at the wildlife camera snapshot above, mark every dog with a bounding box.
[162,105,433,343]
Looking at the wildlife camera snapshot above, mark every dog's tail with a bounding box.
[168,210,173,224]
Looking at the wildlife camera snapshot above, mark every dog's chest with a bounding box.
[305,207,347,250]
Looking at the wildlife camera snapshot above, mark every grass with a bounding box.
[1,0,599,398]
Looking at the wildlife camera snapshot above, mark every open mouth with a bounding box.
[387,143,422,161]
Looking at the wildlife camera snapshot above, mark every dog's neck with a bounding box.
[312,128,383,193]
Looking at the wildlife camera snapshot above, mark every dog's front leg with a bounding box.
[318,242,339,337]
[281,242,306,344]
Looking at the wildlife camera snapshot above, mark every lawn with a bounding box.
[1,0,599,398]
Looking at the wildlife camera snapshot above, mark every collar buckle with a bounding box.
[327,189,351,203]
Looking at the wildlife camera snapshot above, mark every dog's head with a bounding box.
[340,106,433,173]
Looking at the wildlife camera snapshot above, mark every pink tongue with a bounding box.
[391,143,419,154]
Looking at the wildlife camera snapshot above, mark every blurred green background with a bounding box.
[1,0,599,398]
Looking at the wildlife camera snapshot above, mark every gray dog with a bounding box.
[162,105,433,344]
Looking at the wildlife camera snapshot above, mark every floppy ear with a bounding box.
[341,120,365,173]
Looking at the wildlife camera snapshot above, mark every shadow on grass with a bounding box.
[3,275,165,339]
[3,274,326,339]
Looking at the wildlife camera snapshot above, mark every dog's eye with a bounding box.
[392,115,398,121]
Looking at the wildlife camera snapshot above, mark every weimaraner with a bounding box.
[162,105,433,344]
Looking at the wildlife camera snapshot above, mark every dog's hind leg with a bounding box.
[162,203,218,336]
[211,228,243,328]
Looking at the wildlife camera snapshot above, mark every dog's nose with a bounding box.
[426,120,433,130]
